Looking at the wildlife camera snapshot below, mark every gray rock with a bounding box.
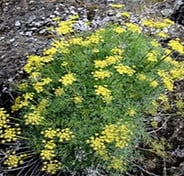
[15,20,21,27]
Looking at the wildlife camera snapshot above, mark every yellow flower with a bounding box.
[61,61,68,66]
[40,149,55,160]
[43,140,56,150]
[1,126,21,143]
[168,38,184,54]
[126,108,137,116]
[51,40,70,54]
[105,55,122,65]
[95,85,112,103]
[142,18,174,29]
[24,111,44,125]
[73,96,83,103]
[4,153,26,169]
[110,4,124,8]
[54,87,64,96]
[121,12,130,18]
[42,128,57,139]
[68,14,79,20]
[146,51,158,62]
[42,160,62,174]
[111,48,124,55]
[92,69,112,80]
[94,59,108,69]
[56,21,74,35]
[151,39,161,47]
[69,37,83,45]
[114,64,135,76]
[157,31,169,38]
[113,27,126,34]
[109,157,125,171]
[150,80,159,88]
[57,128,74,142]
[93,48,99,53]
[125,23,141,33]
[59,73,76,86]
[137,73,147,81]
[102,124,117,143]
[87,136,106,151]
[43,47,57,56]
[0,108,10,129]
[33,77,52,93]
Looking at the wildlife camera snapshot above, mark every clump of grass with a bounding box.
[1,8,184,176]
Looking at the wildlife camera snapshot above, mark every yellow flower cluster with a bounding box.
[113,26,126,34]
[157,70,174,91]
[87,123,132,170]
[95,85,113,103]
[110,3,124,8]
[73,96,83,104]
[121,12,130,18]
[1,126,21,143]
[24,55,53,74]
[156,31,169,38]
[0,108,21,143]
[142,18,174,29]
[149,80,159,88]
[94,55,122,69]
[54,87,64,96]
[125,23,141,33]
[41,128,74,150]
[114,64,135,76]
[126,108,137,116]
[59,73,76,86]
[24,111,44,125]
[111,47,124,55]
[87,123,132,151]
[87,135,106,151]
[42,128,57,139]
[36,98,48,112]
[108,157,125,171]
[84,33,103,46]
[40,127,74,173]
[4,152,27,169]
[92,69,112,80]
[40,148,56,160]
[0,108,10,129]
[50,39,70,54]
[151,39,161,47]
[11,93,34,112]
[56,20,74,35]
[33,77,52,93]
[57,128,75,142]
[137,73,147,81]
[168,38,184,54]
[146,50,159,62]
[42,160,62,174]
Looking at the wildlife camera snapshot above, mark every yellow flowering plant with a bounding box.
[2,13,184,175]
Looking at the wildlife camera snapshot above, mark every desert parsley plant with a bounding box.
[1,7,184,175]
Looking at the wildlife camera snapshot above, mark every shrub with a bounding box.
[1,13,184,175]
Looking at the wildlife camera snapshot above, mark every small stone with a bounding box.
[9,38,15,42]
[39,29,46,34]
[15,20,21,27]
[25,31,33,36]
[161,9,173,17]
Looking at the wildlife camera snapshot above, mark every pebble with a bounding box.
[15,20,21,27]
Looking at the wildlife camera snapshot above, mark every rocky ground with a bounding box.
[0,0,184,175]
